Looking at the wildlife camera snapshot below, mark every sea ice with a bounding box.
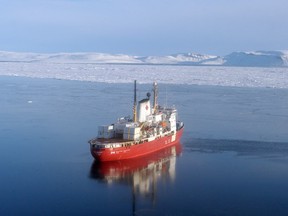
[0,62,287,89]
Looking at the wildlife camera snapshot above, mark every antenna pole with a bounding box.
[133,80,137,122]
[153,82,158,113]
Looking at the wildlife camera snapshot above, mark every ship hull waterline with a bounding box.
[90,126,184,162]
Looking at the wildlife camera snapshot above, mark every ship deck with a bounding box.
[89,138,132,145]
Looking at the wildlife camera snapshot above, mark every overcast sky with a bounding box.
[0,0,287,56]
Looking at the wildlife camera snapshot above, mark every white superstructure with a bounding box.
[95,81,183,143]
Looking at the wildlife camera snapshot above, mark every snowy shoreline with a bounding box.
[0,62,287,89]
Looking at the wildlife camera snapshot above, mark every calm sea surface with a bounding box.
[1,76,288,216]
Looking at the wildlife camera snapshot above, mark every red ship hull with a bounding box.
[90,126,184,162]
[90,142,182,180]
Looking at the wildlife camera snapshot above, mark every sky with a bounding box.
[0,0,287,56]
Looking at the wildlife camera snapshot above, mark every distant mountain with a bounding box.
[0,50,287,67]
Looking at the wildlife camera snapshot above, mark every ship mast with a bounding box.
[133,80,137,122]
[153,82,158,113]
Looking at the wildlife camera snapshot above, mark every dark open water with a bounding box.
[1,76,288,216]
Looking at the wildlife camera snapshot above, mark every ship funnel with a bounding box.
[138,98,151,122]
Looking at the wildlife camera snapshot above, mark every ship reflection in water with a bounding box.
[90,142,182,214]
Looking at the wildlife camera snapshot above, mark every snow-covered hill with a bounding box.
[0,51,142,64]
[141,53,221,65]
[0,50,287,67]
[223,51,288,67]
